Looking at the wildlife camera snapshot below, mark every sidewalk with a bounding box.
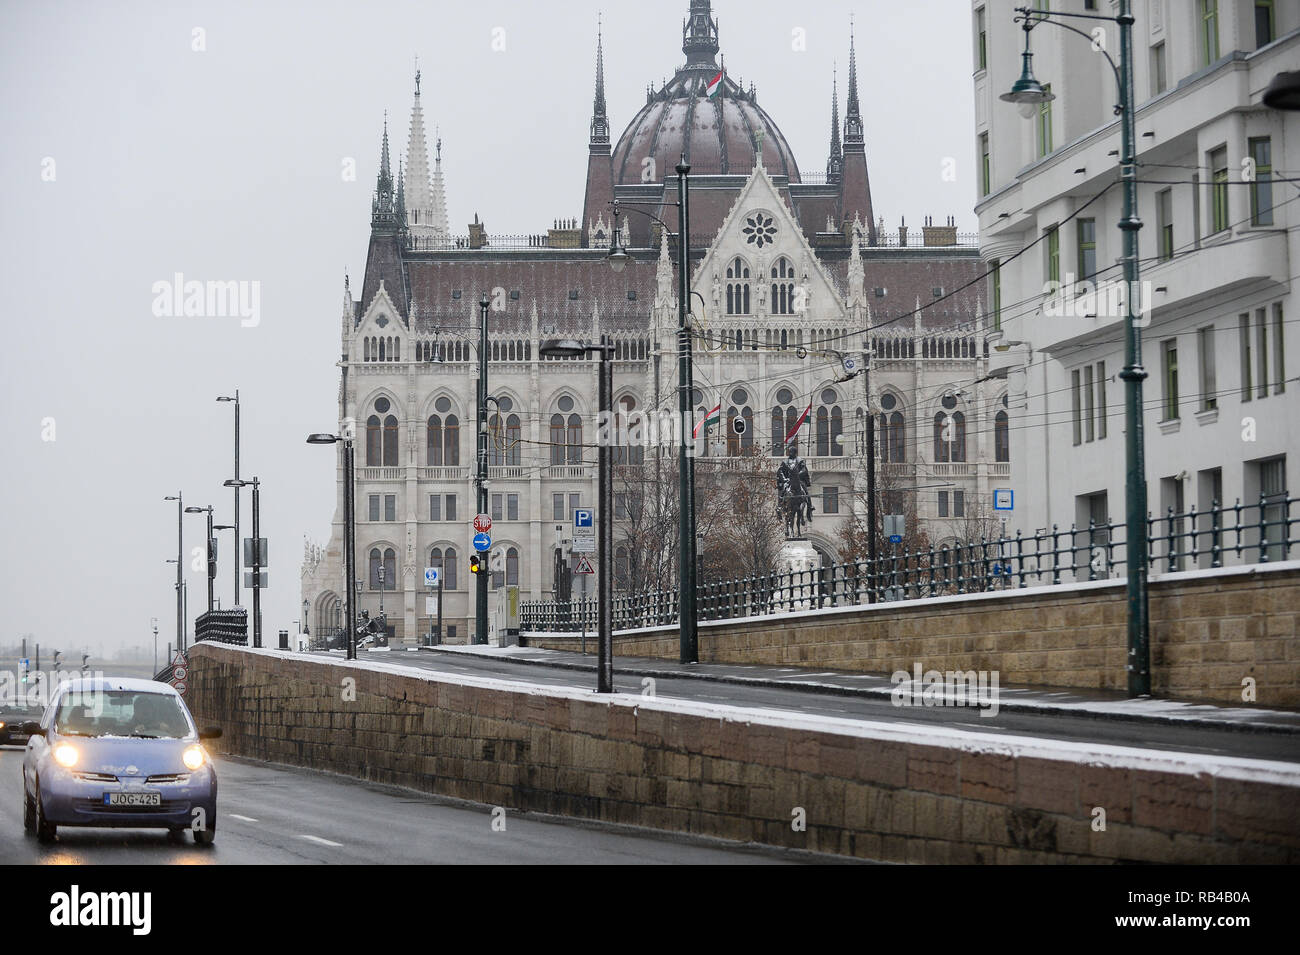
[428,644,1300,735]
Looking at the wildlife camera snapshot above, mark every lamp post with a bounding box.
[216,392,241,611]
[184,505,216,614]
[1000,2,1149,696]
[307,433,357,660]
[540,337,615,692]
[225,477,262,648]
[163,494,183,651]
[607,153,698,664]
[475,293,491,644]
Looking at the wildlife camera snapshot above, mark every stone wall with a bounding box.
[526,563,1300,706]
[187,642,1300,863]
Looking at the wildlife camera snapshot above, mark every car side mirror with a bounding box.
[198,727,223,740]
[22,722,44,736]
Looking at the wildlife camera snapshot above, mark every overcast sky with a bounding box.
[0,0,977,656]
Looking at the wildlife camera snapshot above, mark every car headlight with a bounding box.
[53,743,78,768]
[182,745,205,771]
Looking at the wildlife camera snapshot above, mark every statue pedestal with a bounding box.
[773,538,822,613]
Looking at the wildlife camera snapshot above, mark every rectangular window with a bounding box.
[507,493,519,521]
[1240,314,1253,401]
[975,7,987,70]
[1162,339,1179,420]
[1274,303,1285,395]
[569,493,581,518]
[1085,365,1096,442]
[1046,226,1060,284]
[384,494,396,522]
[615,493,627,520]
[1156,188,1173,261]
[1037,84,1053,157]
[980,133,990,196]
[1077,219,1096,281]
[1150,42,1167,97]
[445,494,457,522]
[954,490,965,518]
[823,486,839,514]
[1249,137,1273,226]
[1259,456,1287,562]
[1072,369,1082,446]
[1096,361,1108,439]
[368,494,380,522]
[429,494,440,521]
[1255,0,1274,48]
[938,491,949,518]
[991,259,1002,330]
[1256,307,1269,398]
[552,493,564,522]
[1200,0,1219,66]
[448,625,457,640]
[491,493,503,522]
[1210,146,1229,234]
[1199,326,1217,410]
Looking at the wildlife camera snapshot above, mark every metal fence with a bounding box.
[194,609,248,646]
[521,494,1296,633]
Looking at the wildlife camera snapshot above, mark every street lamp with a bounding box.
[184,505,216,614]
[540,337,616,692]
[224,477,262,648]
[607,154,699,665]
[1001,2,1150,696]
[163,494,183,651]
[216,392,241,610]
[307,433,356,660]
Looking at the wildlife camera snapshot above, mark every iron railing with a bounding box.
[521,494,1296,633]
[194,609,248,646]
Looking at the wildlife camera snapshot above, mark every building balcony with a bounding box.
[488,466,529,480]
[358,467,405,481]
[546,464,591,480]
[418,466,469,482]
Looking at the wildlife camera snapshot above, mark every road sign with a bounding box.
[994,488,1014,511]
[574,555,595,575]
[423,567,440,586]
[244,571,268,588]
[473,513,493,534]
[20,658,28,669]
[172,680,187,696]
[425,596,438,615]
[570,537,595,553]
[171,650,187,668]
[574,508,593,528]
[172,665,188,682]
[472,532,491,552]
[888,535,902,544]
[243,537,269,566]
[884,514,906,538]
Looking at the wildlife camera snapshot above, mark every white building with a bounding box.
[975,0,1297,570]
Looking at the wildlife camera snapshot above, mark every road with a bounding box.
[0,749,813,864]
[375,648,1300,765]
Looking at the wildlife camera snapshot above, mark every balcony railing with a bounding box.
[358,467,405,480]
[419,466,468,481]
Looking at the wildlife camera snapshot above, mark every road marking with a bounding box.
[228,814,259,823]
[299,834,344,847]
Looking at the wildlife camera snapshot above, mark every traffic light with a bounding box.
[469,554,482,575]
[81,654,89,674]
[52,651,61,672]
[208,537,218,580]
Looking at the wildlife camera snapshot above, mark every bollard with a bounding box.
[278,629,289,650]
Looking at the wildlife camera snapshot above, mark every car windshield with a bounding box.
[0,703,43,719]
[54,690,192,739]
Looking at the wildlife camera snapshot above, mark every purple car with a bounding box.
[21,678,221,845]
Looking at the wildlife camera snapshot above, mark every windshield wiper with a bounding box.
[130,733,159,739]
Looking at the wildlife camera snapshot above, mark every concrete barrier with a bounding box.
[527,562,1300,706]
[187,642,1300,863]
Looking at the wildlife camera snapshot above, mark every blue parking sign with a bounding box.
[574,508,593,528]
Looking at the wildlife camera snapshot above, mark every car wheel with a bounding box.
[22,775,35,833]
[34,780,56,843]
[193,822,215,847]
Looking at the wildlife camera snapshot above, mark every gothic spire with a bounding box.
[371,113,397,227]
[379,112,392,184]
[395,159,407,228]
[405,67,444,243]
[827,63,843,182]
[845,17,864,145]
[682,0,719,67]
[590,15,609,144]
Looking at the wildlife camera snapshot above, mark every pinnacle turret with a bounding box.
[827,64,843,183]
[845,18,864,145]
[591,16,609,144]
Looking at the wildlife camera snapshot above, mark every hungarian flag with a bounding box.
[705,70,723,99]
[694,402,721,439]
[783,401,813,447]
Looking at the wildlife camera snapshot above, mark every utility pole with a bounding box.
[475,293,490,644]
[675,156,698,664]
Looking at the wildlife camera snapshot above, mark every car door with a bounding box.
[24,687,60,795]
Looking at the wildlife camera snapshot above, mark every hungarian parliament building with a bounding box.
[301,1,1008,643]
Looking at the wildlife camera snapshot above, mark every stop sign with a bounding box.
[473,513,492,533]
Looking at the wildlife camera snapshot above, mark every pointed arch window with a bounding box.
[933,410,967,462]
[771,257,795,315]
[725,257,751,315]
[612,395,644,465]
[369,547,396,590]
[366,415,383,465]
[770,387,797,456]
[429,546,458,590]
[726,387,753,456]
[879,393,906,463]
[995,409,1010,462]
[488,397,520,467]
[815,389,843,456]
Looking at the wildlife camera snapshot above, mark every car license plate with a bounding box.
[104,792,161,807]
